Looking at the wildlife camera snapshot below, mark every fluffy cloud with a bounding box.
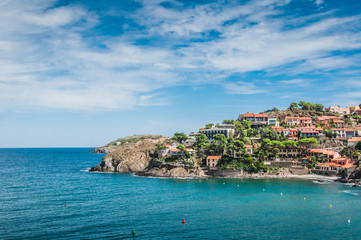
[1,0,361,111]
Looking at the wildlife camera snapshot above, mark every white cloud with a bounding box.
[1,0,361,111]
[224,81,266,94]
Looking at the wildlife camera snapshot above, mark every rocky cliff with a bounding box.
[89,141,157,172]
[136,161,206,178]
[90,134,165,154]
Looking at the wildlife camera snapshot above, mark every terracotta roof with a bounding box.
[245,145,252,148]
[331,128,345,131]
[298,117,312,120]
[348,138,361,142]
[300,131,319,133]
[342,164,355,169]
[207,156,222,160]
[318,116,339,120]
[170,149,181,152]
[345,129,355,132]
[243,113,269,118]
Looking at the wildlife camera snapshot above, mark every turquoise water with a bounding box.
[1,148,361,239]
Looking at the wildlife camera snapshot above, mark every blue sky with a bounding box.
[1,0,361,147]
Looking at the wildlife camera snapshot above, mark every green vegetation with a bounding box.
[110,135,163,146]
[172,132,188,143]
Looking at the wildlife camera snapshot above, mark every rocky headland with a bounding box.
[90,141,157,173]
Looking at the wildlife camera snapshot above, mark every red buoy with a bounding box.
[182,218,185,224]
[65,204,67,207]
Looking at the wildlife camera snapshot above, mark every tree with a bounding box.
[172,132,188,143]
[298,101,305,108]
[222,119,235,124]
[298,138,318,150]
[355,141,361,151]
[193,133,209,150]
[205,123,214,129]
[177,144,187,152]
[289,102,298,110]
[210,134,227,155]
[314,103,324,112]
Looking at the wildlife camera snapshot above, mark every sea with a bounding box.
[1,148,361,240]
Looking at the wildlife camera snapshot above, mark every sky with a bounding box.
[1,0,361,147]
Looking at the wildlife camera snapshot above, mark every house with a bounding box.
[206,156,222,167]
[348,106,360,113]
[312,162,355,176]
[238,113,279,128]
[333,120,344,128]
[345,129,355,138]
[308,149,341,161]
[330,158,353,165]
[184,132,196,146]
[285,116,299,126]
[299,117,312,127]
[331,128,346,138]
[199,124,235,140]
[326,106,350,115]
[296,126,321,138]
[316,116,342,128]
[245,145,253,154]
[312,163,342,176]
[356,127,361,136]
[169,148,195,156]
[278,147,305,159]
[347,137,361,147]
[272,126,299,140]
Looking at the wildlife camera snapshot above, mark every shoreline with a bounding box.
[87,169,340,181]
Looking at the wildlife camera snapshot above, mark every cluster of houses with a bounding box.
[326,105,361,115]
[157,105,361,177]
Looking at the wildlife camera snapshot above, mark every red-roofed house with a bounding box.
[331,128,346,138]
[345,129,355,138]
[317,116,342,128]
[238,113,278,127]
[348,137,361,147]
[206,156,222,167]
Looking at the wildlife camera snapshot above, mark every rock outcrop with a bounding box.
[90,146,118,154]
[137,165,206,178]
[89,141,157,173]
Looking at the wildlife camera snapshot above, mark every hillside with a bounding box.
[90,134,166,154]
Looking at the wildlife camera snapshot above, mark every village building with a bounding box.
[299,117,312,127]
[345,129,355,138]
[331,128,346,138]
[245,145,253,154]
[308,149,341,161]
[199,124,235,140]
[278,147,305,159]
[326,106,350,115]
[333,120,344,128]
[347,137,361,147]
[312,162,355,176]
[206,156,222,167]
[356,127,361,136]
[238,113,279,128]
[285,116,299,126]
[317,116,342,128]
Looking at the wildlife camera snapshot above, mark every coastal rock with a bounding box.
[90,146,118,154]
[137,165,206,178]
[89,141,157,172]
